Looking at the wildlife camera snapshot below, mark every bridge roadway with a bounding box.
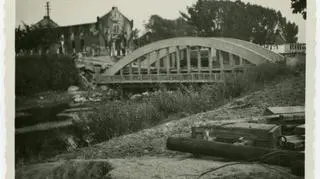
[93,37,283,85]
[95,72,224,84]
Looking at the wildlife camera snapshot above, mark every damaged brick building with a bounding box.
[33,6,134,56]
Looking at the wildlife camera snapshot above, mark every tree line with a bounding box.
[137,0,305,46]
[16,0,306,53]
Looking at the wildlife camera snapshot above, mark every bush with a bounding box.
[16,55,80,96]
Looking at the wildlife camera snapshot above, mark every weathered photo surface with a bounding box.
[15,0,307,178]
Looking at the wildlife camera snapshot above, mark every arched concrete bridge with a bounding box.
[94,37,284,84]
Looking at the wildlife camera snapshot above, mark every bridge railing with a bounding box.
[95,73,224,84]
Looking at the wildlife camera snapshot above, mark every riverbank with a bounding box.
[15,63,304,165]
[16,72,305,179]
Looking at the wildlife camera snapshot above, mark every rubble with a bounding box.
[130,94,143,101]
[67,86,80,94]
[168,105,305,176]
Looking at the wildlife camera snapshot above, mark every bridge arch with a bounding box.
[105,37,284,76]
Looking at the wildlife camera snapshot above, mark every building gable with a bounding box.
[33,16,59,29]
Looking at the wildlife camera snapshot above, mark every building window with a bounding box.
[113,24,120,34]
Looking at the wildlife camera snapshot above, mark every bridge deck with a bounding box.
[95,73,225,84]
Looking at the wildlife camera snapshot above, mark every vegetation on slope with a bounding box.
[74,63,304,144]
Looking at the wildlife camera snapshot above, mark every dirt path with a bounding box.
[17,156,301,179]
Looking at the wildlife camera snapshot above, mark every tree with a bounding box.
[15,23,59,53]
[282,21,299,43]
[291,0,306,19]
[144,15,196,43]
[181,0,299,44]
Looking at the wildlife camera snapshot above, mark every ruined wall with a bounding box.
[55,7,133,56]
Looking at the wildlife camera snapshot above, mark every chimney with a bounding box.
[130,20,134,28]
[112,6,118,11]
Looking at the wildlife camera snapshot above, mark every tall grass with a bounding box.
[16,55,80,96]
[75,62,302,144]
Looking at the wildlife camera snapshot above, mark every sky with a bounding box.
[16,0,306,42]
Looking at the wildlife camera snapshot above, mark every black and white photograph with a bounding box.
[11,0,311,178]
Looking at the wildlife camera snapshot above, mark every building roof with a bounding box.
[101,7,132,24]
[33,16,59,29]
[46,6,133,29]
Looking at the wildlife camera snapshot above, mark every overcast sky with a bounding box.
[16,0,306,42]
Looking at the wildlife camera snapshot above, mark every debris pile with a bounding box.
[167,106,305,176]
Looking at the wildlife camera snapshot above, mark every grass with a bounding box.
[74,62,304,144]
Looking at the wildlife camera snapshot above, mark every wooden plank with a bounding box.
[294,124,305,135]
[167,137,305,168]
[265,113,305,126]
[15,120,73,134]
[281,135,305,150]
[280,113,305,122]
[186,46,191,73]
[62,107,95,113]
[176,46,180,74]
[192,123,281,148]
[264,106,304,115]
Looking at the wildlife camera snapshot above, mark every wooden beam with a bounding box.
[166,47,170,74]
[197,46,201,73]
[147,53,151,75]
[187,46,191,73]
[171,53,176,68]
[209,47,214,74]
[229,53,234,66]
[229,53,234,73]
[156,50,160,75]
[240,57,243,66]
[137,58,141,75]
[180,48,185,62]
[176,46,180,74]
[128,63,132,79]
[166,137,304,168]
[218,50,224,79]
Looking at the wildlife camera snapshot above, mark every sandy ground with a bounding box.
[16,74,305,179]
[17,156,300,179]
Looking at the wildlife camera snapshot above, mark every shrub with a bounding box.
[16,55,80,96]
[74,62,300,144]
